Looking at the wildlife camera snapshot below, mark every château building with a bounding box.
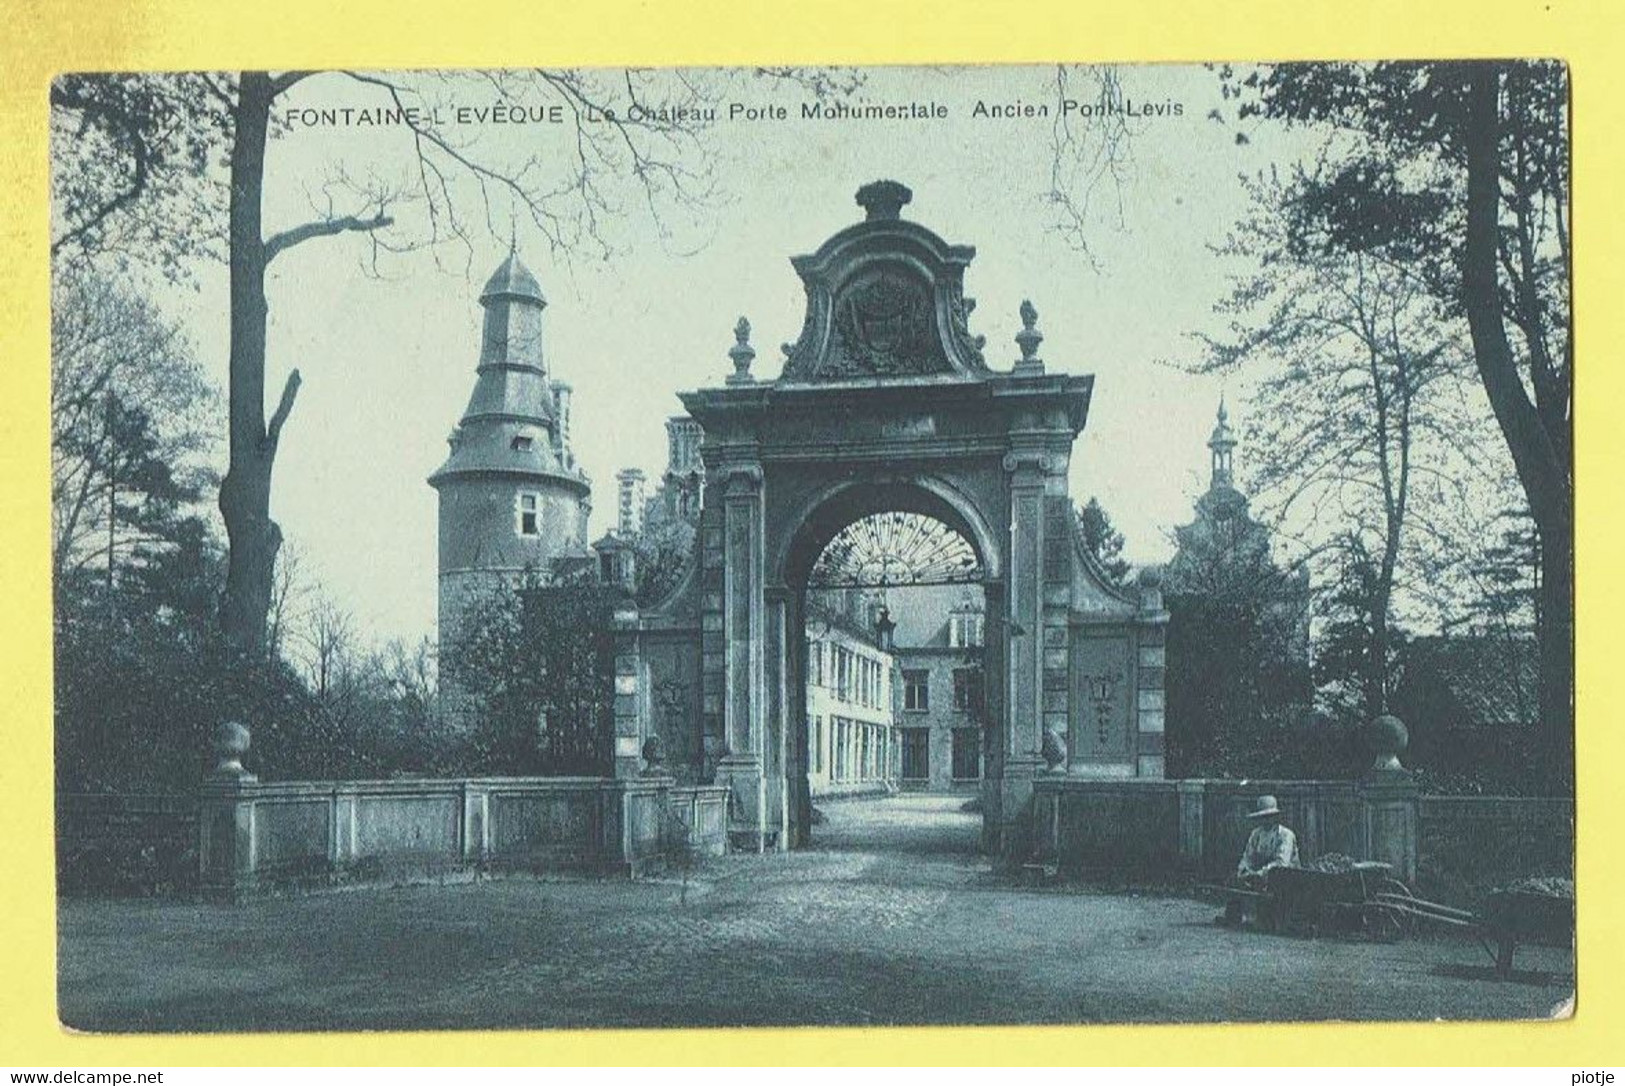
[1163,399,1312,771]
[888,588,987,792]
[429,249,594,656]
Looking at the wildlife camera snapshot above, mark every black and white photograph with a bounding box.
[48,61,1575,1032]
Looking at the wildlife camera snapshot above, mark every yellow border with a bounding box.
[2,0,1619,1067]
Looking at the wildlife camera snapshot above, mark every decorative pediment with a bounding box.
[779,182,991,384]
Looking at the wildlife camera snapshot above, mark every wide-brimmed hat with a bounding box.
[1245,795,1283,819]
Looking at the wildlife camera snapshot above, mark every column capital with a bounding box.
[1002,449,1067,479]
[719,462,764,495]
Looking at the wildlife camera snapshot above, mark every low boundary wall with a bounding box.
[1032,776,1573,903]
[57,793,198,896]
[198,775,728,900]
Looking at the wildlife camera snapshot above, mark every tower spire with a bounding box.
[1208,395,1237,489]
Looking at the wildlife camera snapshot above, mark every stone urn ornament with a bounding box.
[1041,727,1068,774]
[640,734,668,777]
[211,720,256,782]
[1365,714,1410,774]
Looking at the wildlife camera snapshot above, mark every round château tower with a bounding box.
[429,249,592,653]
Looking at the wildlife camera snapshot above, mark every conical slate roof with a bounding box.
[429,251,584,493]
[480,250,547,307]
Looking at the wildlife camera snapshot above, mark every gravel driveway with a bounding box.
[58,794,1574,1032]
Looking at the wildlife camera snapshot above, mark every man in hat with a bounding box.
[1218,794,1299,927]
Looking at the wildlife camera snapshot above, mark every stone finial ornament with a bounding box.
[1137,564,1165,613]
[640,734,667,777]
[211,720,256,781]
[1014,299,1045,376]
[1366,714,1410,773]
[1041,727,1068,773]
[726,316,757,385]
[855,180,913,221]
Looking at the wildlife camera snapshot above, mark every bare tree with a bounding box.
[1194,172,1481,717]
[1045,65,1146,267]
[50,270,216,583]
[298,595,357,704]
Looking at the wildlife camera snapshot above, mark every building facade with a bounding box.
[804,599,898,798]
[892,591,986,792]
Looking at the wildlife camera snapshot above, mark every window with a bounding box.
[516,492,540,536]
[812,716,824,774]
[510,434,535,452]
[949,611,984,648]
[903,669,929,712]
[808,640,823,687]
[836,647,853,702]
[952,668,983,714]
[901,728,930,781]
[952,727,981,781]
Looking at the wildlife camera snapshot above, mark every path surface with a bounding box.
[58,794,1573,1032]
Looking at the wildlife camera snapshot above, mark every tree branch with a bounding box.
[265,369,302,449]
[265,211,395,264]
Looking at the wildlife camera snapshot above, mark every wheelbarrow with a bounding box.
[1202,861,1411,940]
[1372,883,1575,978]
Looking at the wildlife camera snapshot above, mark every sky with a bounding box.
[146,63,1318,649]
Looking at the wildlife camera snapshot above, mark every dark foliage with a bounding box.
[1076,497,1132,587]
[440,579,619,776]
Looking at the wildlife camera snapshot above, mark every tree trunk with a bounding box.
[217,72,284,665]
[1538,515,1574,776]
[1460,65,1574,771]
[1368,582,1392,720]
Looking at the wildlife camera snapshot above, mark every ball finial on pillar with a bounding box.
[211,720,256,782]
[1366,714,1410,774]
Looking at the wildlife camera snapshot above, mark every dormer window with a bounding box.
[516,492,540,536]
[511,435,535,452]
[949,611,984,649]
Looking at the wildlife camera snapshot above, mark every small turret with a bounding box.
[430,249,592,664]
[1208,396,1238,490]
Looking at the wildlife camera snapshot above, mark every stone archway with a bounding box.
[778,483,999,848]
[658,181,1167,862]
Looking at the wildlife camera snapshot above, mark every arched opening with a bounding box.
[781,483,1000,854]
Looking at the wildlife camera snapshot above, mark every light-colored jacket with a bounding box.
[1238,823,1298,877]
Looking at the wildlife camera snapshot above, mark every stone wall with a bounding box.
[198,775,728,900]
[1032,777,1572,904]
[57,793,198,897]
[1415,796,1575,904]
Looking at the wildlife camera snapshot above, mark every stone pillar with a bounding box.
[1360,715,1419,882]
[611,603,645,779]
[461,783,491,863]
[1176,780,1207,871]
[198,721,258,901]
[1135,568,1170,778]
[998,447,1060,859]
[763,588,791,851]
[788,590,814,846]
[716,464,767,851]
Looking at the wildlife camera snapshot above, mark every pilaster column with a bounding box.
[999,444,1067,858]
[716,463,768,850]
[764,587,792,850]
[610,603,644,779]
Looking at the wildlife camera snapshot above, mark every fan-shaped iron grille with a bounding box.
[808,511,982,588]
